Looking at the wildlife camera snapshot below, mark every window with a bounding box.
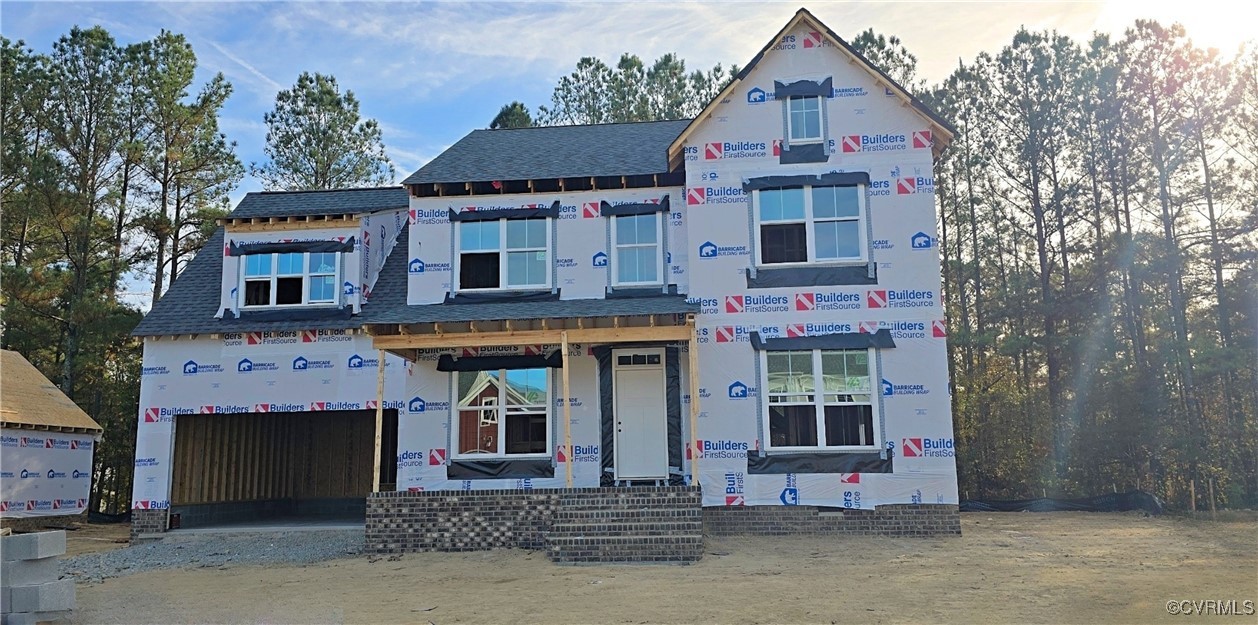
[788,95,822,143]
[755,185,864,265]
[612,213,662,285]
[764,349,878,450]
[458,219,550,290]
[241,252,340,307]
[455,368,549,457]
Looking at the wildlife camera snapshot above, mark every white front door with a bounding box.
[612,348,669,480]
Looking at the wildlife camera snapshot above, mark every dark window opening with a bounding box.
[761,223,808,264]
[824,405,874,446]
[275,277,302,305]
[460,253,500,289]
[506,413,547,454]
[244,280,271,306]
[769,405,817,447]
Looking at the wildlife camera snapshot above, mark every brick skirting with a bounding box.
[130,508,168,539]
[703,504,961,536]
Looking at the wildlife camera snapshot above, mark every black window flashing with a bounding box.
[605,284,679,299]
[601,195,670,216]
[227,237,356,256]
[444,290,559,304]
[750,329,896,350]
[222,306,353,323]
[778,142,829,164]
[448,201,560,222]
[446,458,555,480]
[743,172,870,192]
[747,450,892,474]
[773,77,834,99]
[746,265,876,288]
[436,352,563,372]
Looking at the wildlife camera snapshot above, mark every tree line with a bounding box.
[1,27,392,514]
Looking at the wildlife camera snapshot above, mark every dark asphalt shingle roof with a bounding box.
[402,120,691,185]
[229,186,409,219]
[360,227,697,324]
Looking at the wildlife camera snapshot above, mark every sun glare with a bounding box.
[1096,0,1256,56]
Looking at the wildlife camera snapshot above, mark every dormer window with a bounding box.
[240,252,341,307]
[788,95,822,143]
[457,218,551,290]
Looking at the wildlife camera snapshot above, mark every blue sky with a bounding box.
[2,1,1247,308]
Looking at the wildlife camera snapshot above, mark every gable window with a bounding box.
[755,184,865,265]
[458,219,550,290]
[764,349,879,450]
[612,213,662,285]
[788,95,822,143]
[455,368,549,457]
[241,252,340,307]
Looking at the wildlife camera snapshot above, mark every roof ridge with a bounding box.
[249,185,405,196]
[476,119,692,132]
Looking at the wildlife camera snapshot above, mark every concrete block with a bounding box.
[1,557,59,588]
[0,532,66,562]
[9,580,74,613]
[0,612,36,625]
[1,586,9,612]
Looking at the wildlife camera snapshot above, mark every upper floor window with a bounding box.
[458,219,550,290]
[788,95,822,143]
[241,252,339,307]
[764,348,879,451]
[612,213,663,286]
[455,368,550,457]
[755,184,865,265]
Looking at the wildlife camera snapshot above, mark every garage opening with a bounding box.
[169,409,398,529]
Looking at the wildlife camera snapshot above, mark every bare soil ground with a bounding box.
[66,512,1256,625]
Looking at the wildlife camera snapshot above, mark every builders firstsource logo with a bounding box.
[794,291,862,312]
[410,208,448,225]
[725,294,790,314]
[704,140,769,160]
[902,437,955,458]
[686,186,746,205]
[301,329,351,344]
[142,407,192,423]
[687,440,749,460]
[841,133,907,153]
[866,289,935,309]
[556,444,599,463]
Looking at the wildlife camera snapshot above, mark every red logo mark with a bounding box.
[44,438,54,448]
[582,202,600,218]
[803,31,823,48]
[247,332,263,345]
[366,400,378,410]
[223,243,230,256]
[912,130,933,149]
[78,498,87,508]
[0,502,7,512]
[840,473,860,484]
[556,445,568,463]
[842,135,861,153]
[199,405,215,414]
[897,178,916,194]
[27,501,36,511]
[704,142,723,159]
[133,500,150,510]
[858,321,879,334]
[902,438,923,457]
[254,403,270,413]
[143,408,160,423]
[524,345,543,356]
[724,296,744,313]
[53,499,62,510]
[866,290,887,308]
[409,208,418,224]
[362,230,371,245]
[686,441,705,460]
[715,326,736,343]
[686,188,706,205]
[428,449,447,466]
[301,330,318,343]
[461,347,479,357]
[794,293,815,311]
[725,495,746,506]
[932,320,948,338]
[70,440,79,450]
[786,324,806,338]
[772,139,782,156]
[310,402,326,411]
[407,487,425,492]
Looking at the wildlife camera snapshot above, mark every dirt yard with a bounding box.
[65,512,1256,624]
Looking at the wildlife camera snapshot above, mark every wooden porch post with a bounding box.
[561,331,573,488]
[688,318,700,483]
[372,348,385,492]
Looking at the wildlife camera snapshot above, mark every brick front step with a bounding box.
[549,520,703,537]
[552,508,702,521]
[544,487,704,564]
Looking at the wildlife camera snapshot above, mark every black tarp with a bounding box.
[774,77,833,98]
[447,458,555,480]
[222,307,353,323]
[444,290,559,304]
[594,345,683,486]
[436,352,563,372]
[959,491,1163,515]
[601,195,671,216]
[745,265,876,288]
[779,142,829,164]
[227,237,356,256]
[750,329,896,351]
[743,171,870,192]
[747,451,892,474]
[606,284,679,298]
[447,201,560,222]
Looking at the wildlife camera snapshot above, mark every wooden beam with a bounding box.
[372,348,385,492]
[561,331,573,489]
[371,324,692,350]
[225,217,358,233]
[688,323,701,483]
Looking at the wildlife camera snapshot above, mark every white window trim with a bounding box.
[759,348,882,452]
[752,185,868,268]
[451,368,553,460]
[237,251,342,309]
[787,95,823,144]
[610,212,665,287]
[454,218,553,292]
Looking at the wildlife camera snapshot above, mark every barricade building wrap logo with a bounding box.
[781,473,800,505]
[902,437,955,458]
[408,396,450,413]
[725,294,790,314]
[795,291,862,311]
[236,358,278,373]
[727,381,757,399]
[704,140,769,160]
[911,232,935,249]
[347,354,381,369]
[867,289,935,309]
[292,356,334,371]
[141,365,170,376]
[698,240,749,259]
[592,252,608,267]
[883,378,930,396]
[686,186,746,205]
[181,360,223,375]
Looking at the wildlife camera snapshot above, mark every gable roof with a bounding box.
[667,7,956,168]
[402,120,691,185]
[1,350,102,433]
[229,186,409,219]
